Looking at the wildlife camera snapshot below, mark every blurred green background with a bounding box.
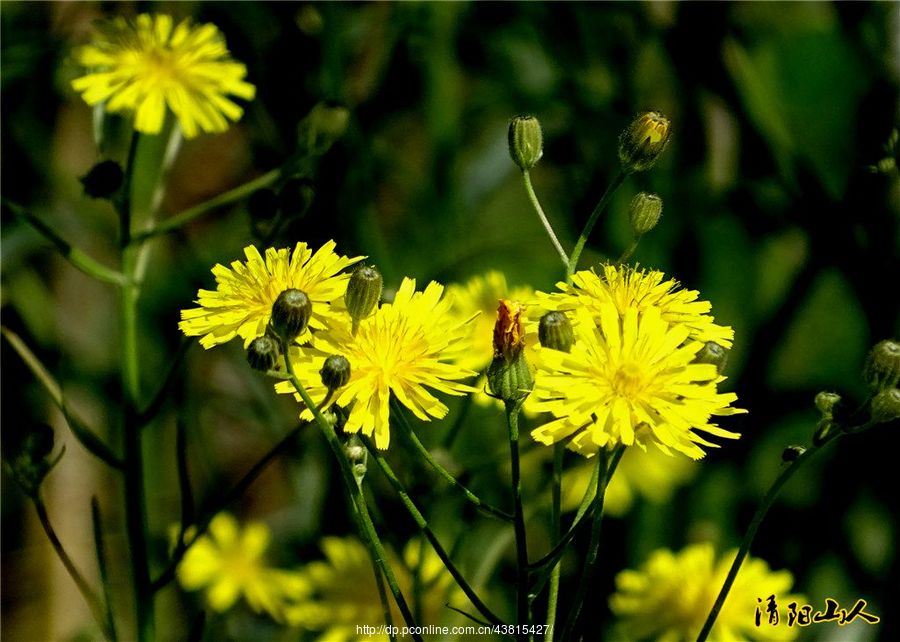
[2,1,898,640]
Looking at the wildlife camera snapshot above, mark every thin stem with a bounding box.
[33,496,113,640]
[3,199,127,286]
[131,169,280,243]
[363,439,507,628]
[392,401,513,522]
[617,236,641,264]
[117,131,140,247]
[505,400,529,638]
[137,337,193,425]
[545,444,563,642]
[282,351,422,640]
[522,170,568,265]
[696,430,844,642]
[566,170,626,281]
[91,497,118,642]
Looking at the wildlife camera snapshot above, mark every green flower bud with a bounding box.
[345,265,383,325]
[320,355,351,391]
[870,388,900,424]
[628,192,663,236]
[247,188,279,221]
[247,335,281,372]
[538,311,575,353]
[781,445,806,462]
[618,111,672,173]
[345,434,367,486]
[299,101,350,155]
[863,339,900,391]
[271,289,312,343]
[80,160,124,199]
[486,353,534,404]
[814,391,842,417]
[692,341,728,374]
[508,115,543,171]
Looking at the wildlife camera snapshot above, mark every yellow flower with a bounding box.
[176,513,308,621]
[179,241,363,349]
[71,14,256,138]
[561,446,697,516]
[531,264,734,348]
[276,278,477,449]
[610,542,803,641]
[531,303,744,459]
[284,536,461,641]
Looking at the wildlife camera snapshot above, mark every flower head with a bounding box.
[531,302,744,459]
[176,513,307,621]
[72,14,256,138]
[277,278,477,449]
[610,542,803,641]
[179,241,363,349]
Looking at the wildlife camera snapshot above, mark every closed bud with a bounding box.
[247,335,281,372]
[692,341,728,374]
[486,352,534,404]
[781,445,806,462]
[247,188,279,221]
[538,311,575,353]
[492,300,527,363]
[345,265,383,325]
[299,101,350,155]
[863,339,900,391]
[814,391,842,417]
[271,289,312,343]
[508,115,543,171]
[628,192,663,236]
[870,388,900,424]
[618,111,672,173]
[345,434,367,486]
[320,354,351,391]
[80,160,124,199]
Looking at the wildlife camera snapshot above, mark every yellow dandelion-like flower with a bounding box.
[561,445,697,516]
[531,264,734,348]
[531,303,745,459]
[284,536,461,641]
[176,513,308,621]
[610,542,803,641]
[71,14,256,138]
[276,278,478,449]
[179,241,363,349]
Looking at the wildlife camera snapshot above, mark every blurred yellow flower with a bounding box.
[284,536,461,641]
[610,542,803,641]
[276,278,477,448]
[179,241,363,349]
[176,513,307,621]
[72,14,256,138]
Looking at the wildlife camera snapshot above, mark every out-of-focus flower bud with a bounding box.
[692,341,728,374]
[863,339,900,391]
[538,311,574,353]
[628,192,663,236]
[80,160,124,199]
[870,388,900,424]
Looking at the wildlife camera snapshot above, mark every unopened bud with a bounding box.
[320,355,351,391]
[618,111,671,173]
[345,434,367,486]
[247,335,280,372]
[271,289,312,343]
[492,300,527,363]
[508,115,543,171]
[299,101,350,154]
[345,265,382,325]
[814,391,842,417]
[80,160,124,199]
[870,388,900,424]
[692,341,728,374]
[781,445,806,462]
[863,339,900,391]
[538,311,575,353]
[628,192,663,236]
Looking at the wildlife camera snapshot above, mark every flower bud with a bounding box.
[320,355,351,391]
[781,445,806,462]
[870,388,900,424]
[345,265,382,325]
[345,434,367,486]
[247,188,279,221]
[271,289,312,343]
[80,160,124,199]
[628,192,663,236]
[538,311,575,353]
[492,300,527,363]
[814,391,842,417]
[487,300,533,403]
[863,339,900,391]
[299,101,350,155]
[508,115,543,171]
[247,335,280,372]
[692,341,728,374]
[618,111,671,173]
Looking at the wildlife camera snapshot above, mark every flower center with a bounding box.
[611,361,646,398]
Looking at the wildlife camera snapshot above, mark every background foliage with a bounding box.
[2,2,898,640]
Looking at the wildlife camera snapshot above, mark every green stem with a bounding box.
[281,350,422,640]
[3,199,126,286]
[696,430,844,642]
[363,439,507,627]
[566,170,626,281]
[522,170,568,265]
[617,236,641,264]
[91,497,118,642]
[545,444,563,642]
[131,169,280,243]
[392,401,513,522]
[505,400,529,639]
[118,132,140,247]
